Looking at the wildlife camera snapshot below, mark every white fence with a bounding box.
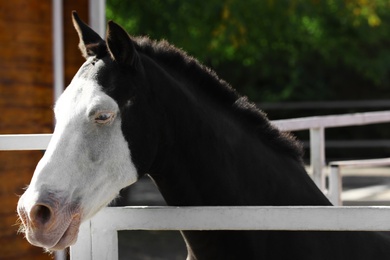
[2,110,390,259]
[71,206,390,260]
[273,110,390,192]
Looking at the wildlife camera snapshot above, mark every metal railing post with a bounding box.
[310,127,326,191]
[328,165,342,206]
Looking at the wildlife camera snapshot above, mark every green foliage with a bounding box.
[107,0,390,102]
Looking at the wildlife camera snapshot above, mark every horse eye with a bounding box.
[94,112,115,125]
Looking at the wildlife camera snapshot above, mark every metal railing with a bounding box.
[2,110,390,260]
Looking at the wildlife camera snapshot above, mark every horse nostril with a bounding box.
[30,204,52,226]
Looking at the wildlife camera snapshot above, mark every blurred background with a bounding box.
[0,0,389,259]
[108,0,390,161]
[108,0,390,104]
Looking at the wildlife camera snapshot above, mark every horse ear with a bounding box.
[106,21,139,68]
[72,11,106,59]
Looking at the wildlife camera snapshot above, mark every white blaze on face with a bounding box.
[25,70,138,221]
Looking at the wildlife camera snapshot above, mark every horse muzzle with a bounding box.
[17,191,82,250]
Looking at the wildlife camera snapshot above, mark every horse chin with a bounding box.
[24,212,82,251]
[47,214,82,251]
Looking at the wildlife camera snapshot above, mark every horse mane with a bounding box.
[132,36,304,162]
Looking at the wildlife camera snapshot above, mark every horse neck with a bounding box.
[145,59,330,207]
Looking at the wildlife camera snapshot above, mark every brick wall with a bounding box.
[0,1,88,258]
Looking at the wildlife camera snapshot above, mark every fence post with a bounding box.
[70,220,92,260]
[310,127,325,191]
[328,165,342,206]
[91,214,119,260]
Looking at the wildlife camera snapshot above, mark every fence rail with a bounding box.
[272,110,390,131]
[80,206,390,231]
[0,134,51,150]
[70,206,390,260]
[260,99,390,110]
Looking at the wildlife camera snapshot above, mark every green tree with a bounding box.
[107,0,390,102]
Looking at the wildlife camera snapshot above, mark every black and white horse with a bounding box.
[17,12,390,259]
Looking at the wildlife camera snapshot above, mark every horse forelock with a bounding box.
[84,42,107,59]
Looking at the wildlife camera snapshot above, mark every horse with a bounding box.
[17,12,390,259]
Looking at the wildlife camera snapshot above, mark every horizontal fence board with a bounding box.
[90,206,390,231]
[4,136,390,151]
[0,134,51,150]
[260,100,390,110]
[330,158,390,168]
[304,140,390,148]
[272,110,390,131]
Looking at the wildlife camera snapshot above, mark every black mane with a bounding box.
[132,36,303,161]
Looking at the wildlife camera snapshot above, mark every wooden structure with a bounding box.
[0,1,89,259]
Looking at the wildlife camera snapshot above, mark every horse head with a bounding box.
[17,12,158,250]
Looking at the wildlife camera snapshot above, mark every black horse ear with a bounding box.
[106,21,139,68]
[72,11,106,59]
